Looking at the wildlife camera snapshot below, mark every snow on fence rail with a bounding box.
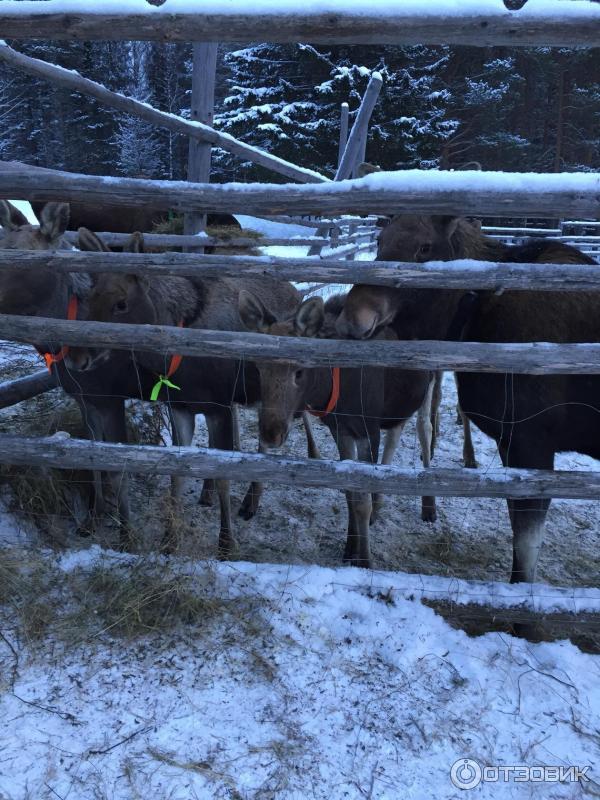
[2,161,600,219]
[4,432,600,502]
[1,0,600,47]
[2,313,600,374]
[57,230,373,252]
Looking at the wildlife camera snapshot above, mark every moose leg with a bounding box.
[239,439,265,521]
[301,411,321,460]
[76,397,133,546]
[161,405,195,553]
[371,423,405,523]
[430,371,443,458]
[337,433,377,568]
[417,378,437,523]
[208,410,237,558]
[508,497,550,584]
[198,415,218,507]
[93,399,134,551]
[460,408,478,468]
[73,396,109,531]
[499,443,553,585]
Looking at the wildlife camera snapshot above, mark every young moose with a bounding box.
[66,242,322,557]
[239,290,438,568]
[341,213,598,583]
[0,202,176,542]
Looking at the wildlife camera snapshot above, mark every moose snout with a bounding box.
[65,347,97,372]
[259,415,290,449]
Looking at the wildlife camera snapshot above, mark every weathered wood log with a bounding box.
[4,249,600,291]
[1,314,600,374]
[0,369,57,409]
[0,44,327,185]
[58,231,371,250]
[1,1,600,47]
[184,42,218,244]
[310,74,382,256]
[2,432,600,501]
[335,73,382,181]
[2,161,598,218]
[424,600,600,631]
[338,103,349,168]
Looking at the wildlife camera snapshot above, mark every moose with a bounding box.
[239,290,440,568]
[65,235,320,557]
[339,211,598,584]
[30,200,240,241]
[0,200,179,542]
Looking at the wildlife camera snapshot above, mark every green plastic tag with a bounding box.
[150,375,181,401]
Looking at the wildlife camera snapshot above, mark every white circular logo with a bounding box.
[451,758,483,790]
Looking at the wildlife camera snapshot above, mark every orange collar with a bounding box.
[165,320,184,378]
[307,367,340,418]
[40,294,78,372]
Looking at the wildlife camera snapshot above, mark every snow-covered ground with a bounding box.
[0,548,598,800]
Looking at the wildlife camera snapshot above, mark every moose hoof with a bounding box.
[464,457,478,469]
[217,537,238,561]
[343,555,373,569]
[421,505,437,524]
[238,493,260,521]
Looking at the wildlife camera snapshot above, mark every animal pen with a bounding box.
[0,0,600,637]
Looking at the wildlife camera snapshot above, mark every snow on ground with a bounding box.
[0,548,598,800]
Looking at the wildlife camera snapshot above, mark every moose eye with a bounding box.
[294,369,304,383]
[113,299,128,314]
[419,243,432,257]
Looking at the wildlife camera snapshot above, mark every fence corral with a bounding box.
[1,0,600,638]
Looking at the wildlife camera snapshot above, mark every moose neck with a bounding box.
[305,366,334,413]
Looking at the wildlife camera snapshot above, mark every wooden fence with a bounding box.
[1,1,600,622]
[1,1,599,46]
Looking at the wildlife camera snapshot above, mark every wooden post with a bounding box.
[338,102,349,168]
[308,73,382,256]
[335,72,382,181]
[184,42,218,241]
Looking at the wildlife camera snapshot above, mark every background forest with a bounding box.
[1,40,599,183]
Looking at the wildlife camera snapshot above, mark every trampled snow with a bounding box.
[0,548,598,800]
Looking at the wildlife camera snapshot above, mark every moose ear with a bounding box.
[125,231,144,253]
[356,162,382,179]
[77,227,110,252]
[39,202,70,243]
[432,216,460,238]
[238,289,275,333]
[124,273,149,292]
[294,297,324,337]
[0,200,27,230]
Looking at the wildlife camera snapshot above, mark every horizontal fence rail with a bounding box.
[0,369,56,409]
[2,314,600,374]
[3,250,600,291]
[58,231,350,250]
[3,432,600,501]
[2,162,600,219]
[1,0,600,46]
